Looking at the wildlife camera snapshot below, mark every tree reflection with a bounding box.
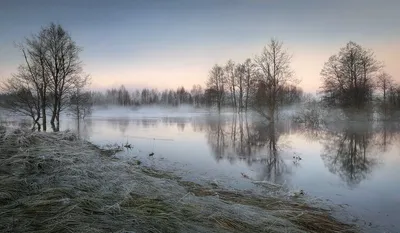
[76,118,92,140]
[320,123,378,187]
[205,114,289,183]
[255,122,288,184]
[177,121,186,132]
[205,116,227,161]
[374,121,400,153]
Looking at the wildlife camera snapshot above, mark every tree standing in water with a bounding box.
[254,39,294,121]
[206,64,226,112]
[1,23,87,131]
[320,41,381,109]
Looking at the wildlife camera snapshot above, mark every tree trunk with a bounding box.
[32,114,41,131]
[56,109,61,132]
[239,79,243,112]
[245,80,250,112]
[77,117,81,138]
[50,96,58,125]
[232,85,237,108]
[41,93,47,131]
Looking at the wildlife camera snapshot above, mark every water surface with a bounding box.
[3,107,400,232]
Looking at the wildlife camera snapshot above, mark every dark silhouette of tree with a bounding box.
[141,89,150,104]
[225,60,237,109]
[190,84,204,107]
[320,41,381,109]
[86,41,303,113]
[243,58,256,112]
[18,33,50,131]
[377,72,393,105]
[376,72,400,118]
[0,78,41,130]
[206,64,225,112]
[176,86,191,105]
[387,85,400,110]
[278,84,303,105]
[254,39,294,121]
[117,85,131,106]
[2,23,88,132]
[42,23,87,131]
[69,88,92,120]
[68,87,92,137]
[235,63,245,111]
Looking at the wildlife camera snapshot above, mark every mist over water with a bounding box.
[1,2,399,232]
[45,105,400,232]
[2,105,399,232]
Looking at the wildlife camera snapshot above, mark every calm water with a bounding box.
[3,107,400,232]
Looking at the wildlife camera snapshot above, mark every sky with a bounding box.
[0,0,399,93]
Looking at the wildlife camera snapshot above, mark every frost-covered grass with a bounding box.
[0,126,357,233]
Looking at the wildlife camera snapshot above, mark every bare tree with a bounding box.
[320,41,381,108]
[3,23,87,132]
[254,39,294,121]
[69,87,93,120]
[190,84,203,107]
[38,23,86,131]
[388,85,400,109]
[68,86,92,134]
[225,60,237,109]
[206,64,225,112]
[0,72,42,130]
[117,85,131,106]
[243,58,256,112]
[19,33,50,131]
[376,72,393,105]
[235,63,245,112]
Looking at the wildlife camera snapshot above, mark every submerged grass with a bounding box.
[178,180,354,233]
[0,126,357,233]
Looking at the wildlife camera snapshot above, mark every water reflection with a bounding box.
[201,115,400,187]
[37,113,400,231]
[204,115,291,183]
[320,124,378,187]
[105,117,193,133]
[298,120,400,187]
[72,114,400,188]
[374,121,400,153]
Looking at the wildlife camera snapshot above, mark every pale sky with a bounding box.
[0,0,399,93]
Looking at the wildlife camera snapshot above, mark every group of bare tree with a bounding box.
[376,72,400,117]
[320,41,400,112]
[206,39,300,121]
[0,23,89,131]
[91,85,205,106]
[88,79,303,111]
[64,39,302,118]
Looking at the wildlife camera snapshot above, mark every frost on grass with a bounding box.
[0,128,357,233]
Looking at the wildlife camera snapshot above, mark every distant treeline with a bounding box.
[89,40,305,113]
[88,83,303,109]
[1,22,400,132]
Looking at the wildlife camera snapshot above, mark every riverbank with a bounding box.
[0,127,357,233]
